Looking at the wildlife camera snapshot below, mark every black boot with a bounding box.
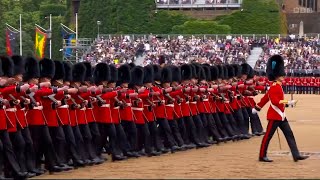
[259,157,273,162]
[294,155,309,162]
[112,155,127,161]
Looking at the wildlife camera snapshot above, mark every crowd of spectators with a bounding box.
[254,36,320,72]
[83,34,320,71]
[83,35,253,67]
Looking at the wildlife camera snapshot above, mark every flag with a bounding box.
[6,27,19,56]
[61,25,75,58]
[34,27,47,59]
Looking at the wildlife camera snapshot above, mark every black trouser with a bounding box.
[0,139,3,175]
[205,113,222,141]
[192,115,207,143]
[114,123,131,154]
[259,118,300,159]
[136,123,153,153]
[9,130,27,172]
[62,125,82,162]
[21,127,37,172]
[98,123,121,156]
[183,116,201,145]
[168,120,184,147]
[29,125,58,170]
[88,122,101,156]
[176,118,188,145]
[212,113,228,138]
[147,121,164,151]
[199,113,210,142]
[78,124,98,160]
[241,107,250,134]
[226,113,242,136]
[1,129,22,176]
[121,120,138,152]
[246,107,263,134]
[49,126,67,164]
[156,118,176,148]
[218,112,235,137]
[233,109,247,135]
[72,126,90,161]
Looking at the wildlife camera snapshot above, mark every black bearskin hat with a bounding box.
[0,58,3,77]
[223,65,228,80]
[197,65,206,81]
[0,56,14,77]
[52,61,65,81]
[227,65,235,79]
[216,65,224,79]
[72,63,86,82]
[143,65,154,84]
[266,55,286,81]
[153,65,161,82]
[170,65,181,83]
[118,64,131,84]
[190,64,197,79]
[181,64,192,81]
[23,57,40,81]
[83,62,92,82]
[202,64,211,81]
[161,66,172,83]
[232,64,241,78]
[247,66,254,79]
[210,66,219,81]
[63,62,72,82]
[109,64,118,83]
[241,63,251,76]
[39,58,55,79]
[128,62,136,69]
[11,55,25,76]
[93,63,110,84]
[130,66,144,86]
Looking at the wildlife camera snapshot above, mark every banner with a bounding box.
[6,27,19,56]
[34,27,47,59]
[61,25,75,58]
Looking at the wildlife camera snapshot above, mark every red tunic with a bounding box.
[94,91,117,124]
[256,82,286,121]
[118,88,134,121]
[26,85,57,126]
[152,86,166,119]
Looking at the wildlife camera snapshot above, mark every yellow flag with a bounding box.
[35,28,47,59]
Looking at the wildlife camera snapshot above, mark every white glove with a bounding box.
[252,108,259,114]
[288,100,298,106]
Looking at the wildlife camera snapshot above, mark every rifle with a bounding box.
[77,95,87,109]
[8,94,19,107]
[70,97,79,110]
[27,92,37,109]
[45,94,59,109]
[96,95,106,107]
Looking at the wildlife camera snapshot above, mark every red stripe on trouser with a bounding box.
[259,120,274,158]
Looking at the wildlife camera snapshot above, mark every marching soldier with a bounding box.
[23,57,67,173]
[0,56,29,179]
[130,66,161,156]
[70,63,104,165]
[253,55,309,162]
[117,64,141,158]
[52,60,85,167]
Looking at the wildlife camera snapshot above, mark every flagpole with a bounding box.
[49,14,52,59]
[75,13,78,63]
[20,14,22,56]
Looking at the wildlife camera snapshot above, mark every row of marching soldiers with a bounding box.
[0,55,267,179]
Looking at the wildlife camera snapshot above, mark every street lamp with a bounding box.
[97,21,101,39]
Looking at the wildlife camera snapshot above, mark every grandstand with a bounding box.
[155,0,242,9]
